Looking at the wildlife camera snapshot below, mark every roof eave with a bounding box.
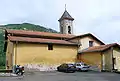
[78,43,120,54]
[5,29,75,39]
[67,33,105,45]
[58,17,74,21]
[10,40,78,46]
[78,50,102,54]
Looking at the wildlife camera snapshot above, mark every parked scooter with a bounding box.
[14,65,24,76]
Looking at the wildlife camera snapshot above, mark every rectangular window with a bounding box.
[48,44,53,50]
[89,41,93,47]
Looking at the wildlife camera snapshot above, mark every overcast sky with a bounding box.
[0,0,120,44]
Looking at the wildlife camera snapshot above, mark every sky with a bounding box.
[0,0,120,44]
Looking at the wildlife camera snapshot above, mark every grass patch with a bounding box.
[0,70,12,73]
[0,66,5,69]
[0,66,12,73]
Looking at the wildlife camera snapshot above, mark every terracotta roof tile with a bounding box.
[79,43,120,53]
[67,33,105,45]
[6,29,75,39]
[8,36,78,45]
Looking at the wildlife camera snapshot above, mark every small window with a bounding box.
[68,26,71,34]
[89,41,93,47]
[48,44,53,50]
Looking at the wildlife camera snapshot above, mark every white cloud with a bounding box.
[0,0,120,43]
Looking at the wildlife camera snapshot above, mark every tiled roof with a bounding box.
[6,29,75,39]
[58,10,74,21]
[67,33,105,45]
[79,43,120,53]
[8,36,78,45]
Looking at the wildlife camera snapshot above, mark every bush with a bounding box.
[0,30,5,67]
[0,53,6,66]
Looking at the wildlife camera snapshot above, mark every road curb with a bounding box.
[0,73,18,77]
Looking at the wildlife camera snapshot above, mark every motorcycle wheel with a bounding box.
[17,72,24,76]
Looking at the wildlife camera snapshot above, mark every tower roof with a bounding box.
[58,10,74,21]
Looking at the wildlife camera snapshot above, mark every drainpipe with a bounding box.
[77,40,79,61]
[15,41,18,65]
[111,47,114,71]
[77,39,81,62]
[101,51,105,71]
[12,41,18,73]
[101,52,103,71]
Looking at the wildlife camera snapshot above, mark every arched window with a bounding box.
[68,26,71,34]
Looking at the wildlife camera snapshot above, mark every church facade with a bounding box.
[5,9,120,72]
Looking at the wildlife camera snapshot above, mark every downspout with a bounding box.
[76,39,79,62]
[77,39,81,62]
[101,51,105,71]
[12,41,18,73]
[15,41,18,65]
[111,47,114,71]
[101,52,103,71]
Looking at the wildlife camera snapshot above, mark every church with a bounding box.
[5,9,120,72]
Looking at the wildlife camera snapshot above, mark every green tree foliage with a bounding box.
[0,23,58,68]
[0,29,5,67]
[3,23,58,33]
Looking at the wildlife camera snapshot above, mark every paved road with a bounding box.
[0,71,120,81]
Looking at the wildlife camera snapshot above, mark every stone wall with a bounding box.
[24,64,59,71]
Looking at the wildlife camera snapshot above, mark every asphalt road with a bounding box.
[0,71,120,81]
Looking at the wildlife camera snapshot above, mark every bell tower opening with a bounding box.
[68,26,71,34]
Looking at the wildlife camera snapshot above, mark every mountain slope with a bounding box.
[2,23,58,33]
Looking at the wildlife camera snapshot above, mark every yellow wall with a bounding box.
[113,47,120,71]
[79,52,102,69]
[13,43,77,66]
[6,41,14,70]
[102,48,120,71]
[68,36,101,51]
[102,49,112,71]
[80,37,100,50]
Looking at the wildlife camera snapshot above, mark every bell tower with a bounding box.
[58,8,74,34]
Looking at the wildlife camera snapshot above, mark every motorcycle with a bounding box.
[14,65,24,76]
